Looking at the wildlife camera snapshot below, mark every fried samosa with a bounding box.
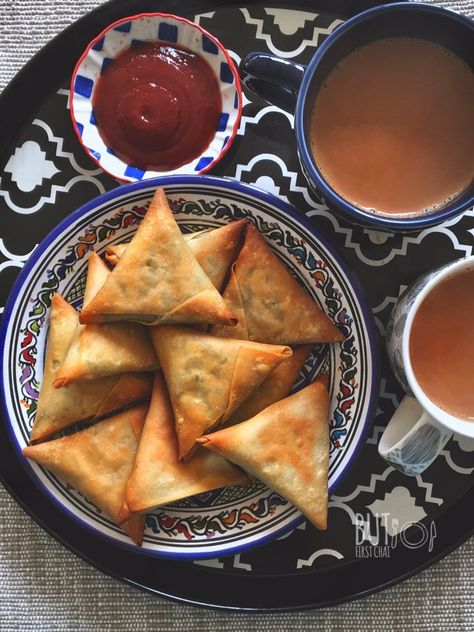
[54,252,158,385]
[211,223,345,344]
[119,374,249,521]
[150,326,292,458]
[24,404,148,544]
[30,294,152,443]
[79,188,236,326]
[105,220,246,292]
[228,344,314,423]
[198,381,330,530]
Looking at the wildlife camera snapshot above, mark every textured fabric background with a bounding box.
[0,1,473,630]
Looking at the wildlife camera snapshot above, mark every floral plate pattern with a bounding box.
[1,175,378,558]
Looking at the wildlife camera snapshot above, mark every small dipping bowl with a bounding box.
[70,12,242,181]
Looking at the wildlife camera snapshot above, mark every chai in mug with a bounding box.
[409,267,474,421]
[309,37,474,217]
[380,257,474,476]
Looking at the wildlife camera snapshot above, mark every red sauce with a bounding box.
[92,41,222,171]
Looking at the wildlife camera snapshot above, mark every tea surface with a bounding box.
[409,267,474,420]
[310,38,474,216]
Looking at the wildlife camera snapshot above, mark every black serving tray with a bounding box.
[0,0,472,611]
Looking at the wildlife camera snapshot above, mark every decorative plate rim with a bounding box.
[0,175,379,559]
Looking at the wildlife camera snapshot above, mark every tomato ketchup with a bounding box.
[92,41,222,171]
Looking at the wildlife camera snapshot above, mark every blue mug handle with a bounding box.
[239,52,305,113]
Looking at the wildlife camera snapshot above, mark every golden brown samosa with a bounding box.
[119,374,249,521]
[106,220,247,292]
[150,325,292,458]
[104,243,129,267]
[24,404,148,544]
[228,344,313,423]
[198,381,330,530]
[54,252,158,385]
[105,231,212,266]
[79,188,236,327]
[30,294,151,444]
[211,223,345,344]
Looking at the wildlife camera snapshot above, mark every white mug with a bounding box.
[380,255,474,476]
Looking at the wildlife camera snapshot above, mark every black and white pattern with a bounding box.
[0,6,472,577]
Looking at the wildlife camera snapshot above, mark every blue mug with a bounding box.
[239,2,474,232]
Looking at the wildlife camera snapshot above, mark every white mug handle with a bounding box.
[378,396,452,476]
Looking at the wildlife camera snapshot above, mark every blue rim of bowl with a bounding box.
[69,12,243,182]
[296,1,474,232]
[0,174,379,559]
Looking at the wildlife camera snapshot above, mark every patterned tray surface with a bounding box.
[0,5,472,576]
